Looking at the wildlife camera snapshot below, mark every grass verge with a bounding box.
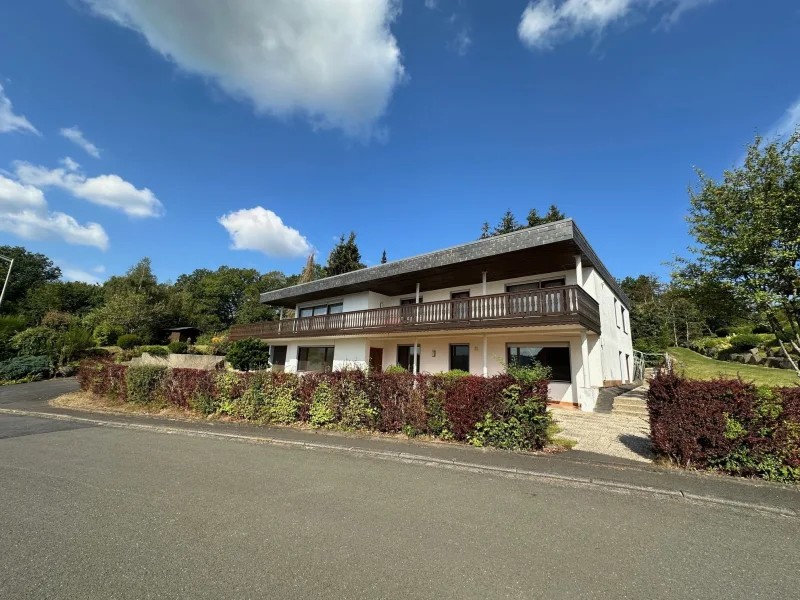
[669,347,800,387]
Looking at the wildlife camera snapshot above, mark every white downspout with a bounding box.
[483,335,488,377]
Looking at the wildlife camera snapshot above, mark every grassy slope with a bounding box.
[668,347,800,387]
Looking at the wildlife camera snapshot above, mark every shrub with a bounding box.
[140,345,169,357]
[384,364,408,375]
[93,323,124,346]
[0,316,28,361]
[164,368,215,408]
[125,365,167,404]
[468,384,552,450]
[11,326,60,358]
[752,324,772,334]
[41,310,73,331]
[118,334,142,350]
[648,372,800,483]
[0,356,51,381]
[309,382,336,428]
[78,361,128,399]
[167,341,188,354]
[227,338,270,371]
[58,326,94,364]
[728,333,762,352]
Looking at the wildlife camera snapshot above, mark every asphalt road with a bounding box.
[1,411,798,599]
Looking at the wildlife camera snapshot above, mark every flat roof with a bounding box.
[260,219,630,308]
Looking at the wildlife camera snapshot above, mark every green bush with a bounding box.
[729,333,763,352]
[752,324,772,334]
[338,379,376,430]
[190,392,217,415]
[11,326,60,358]
[125,365,167,404]
[139,345,169,357]
[167,341,188,354]
[0,316,27,361]
[309,382,336,428]
[0,355,51,381]
[384,364,408,374]
[469,384,552,450]
[118,334,142,350]
[93,323,124,346]
[263,378,300,424]
[226,338,270,371]
[58,326,94,364]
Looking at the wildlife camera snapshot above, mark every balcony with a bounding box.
[229,285,601,341]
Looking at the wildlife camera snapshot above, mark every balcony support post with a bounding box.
[413,338,419,376]
[574,254,583,289]
[482,271,487,295]
[482,335,488,377]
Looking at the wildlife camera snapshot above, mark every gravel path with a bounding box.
[550,408,654,463]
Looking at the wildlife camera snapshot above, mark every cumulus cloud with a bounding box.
[81,0,405,138]
[218,207,311,258]
[13,160,164,218]
[0,84,39,135]
[60,126,102,158]
[0,174,109,250]
[518,0,717,49]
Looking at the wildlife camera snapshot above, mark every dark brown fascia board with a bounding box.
[260,219,631,309]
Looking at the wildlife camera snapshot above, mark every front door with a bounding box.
[272,345,287,372]
[369,347,384,372]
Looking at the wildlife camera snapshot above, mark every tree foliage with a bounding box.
[479,205,567,239]
[325,232,365,276]
[681,130,800,374]
[0,246,61,314]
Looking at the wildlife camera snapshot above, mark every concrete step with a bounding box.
[612,406,649,418]
[613,397,647,409]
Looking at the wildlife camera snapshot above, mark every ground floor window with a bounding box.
[297,346,334,372]
[397,344,420,372]
[507,345,571,382]
[449,344,470,372]
[271,345,287,372]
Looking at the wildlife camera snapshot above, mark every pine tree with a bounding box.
[326,232,366,276]
[492,210,521,235]
[381,250,387,264]
[299,252,317,283]
[479,222,490,239]
[544,204,566,223]
[526,208,544,227]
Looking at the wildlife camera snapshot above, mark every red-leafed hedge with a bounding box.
[77,361,552,450]
[648,371,800,483]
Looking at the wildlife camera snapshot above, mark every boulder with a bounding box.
[746,350,764,365]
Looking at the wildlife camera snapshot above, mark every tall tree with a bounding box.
[0,246,61,314]
[526,209,543,227]
[326,232,365,276]
[544,204,566,222]
[682,130,800,374]
[492,210,521,235]
[479,222,490,239]
[381,250,387,264]
[299,252,318,284]
[23,281,103,324]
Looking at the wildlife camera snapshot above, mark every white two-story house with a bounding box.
[230,220,633,412]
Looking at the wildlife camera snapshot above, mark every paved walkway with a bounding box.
[549,407,654,463]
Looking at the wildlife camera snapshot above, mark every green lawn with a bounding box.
[668,347,800,387]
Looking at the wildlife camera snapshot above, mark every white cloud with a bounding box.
[13,160,164,218]
[452,27,472,56]
[0,84,39,135]
[81,0,405,138]
[0,174,109,250]
[60,126,102,158]
[61,266,105,285]
[424,0,438,9]
[767,98,800,141]
[60,157,81,171]
[218,207,311,258]
[518,0,717,49]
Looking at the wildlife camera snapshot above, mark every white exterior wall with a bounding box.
[582,267,634,383]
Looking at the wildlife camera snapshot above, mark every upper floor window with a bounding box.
[299,302,343,318]
[506,277,565,293]
[614,298,620,327]
[621,306,628,334]
[400,296,423,305]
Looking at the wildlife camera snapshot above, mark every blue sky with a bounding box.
[1,0,799,285]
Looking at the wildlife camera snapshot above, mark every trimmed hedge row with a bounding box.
[648,372,800,483]
[78,361,552,450]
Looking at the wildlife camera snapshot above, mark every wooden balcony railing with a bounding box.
[230,285,601,341]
